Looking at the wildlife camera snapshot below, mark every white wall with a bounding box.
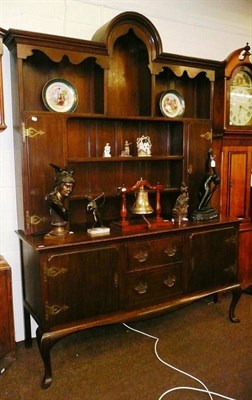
[0,0,251,342]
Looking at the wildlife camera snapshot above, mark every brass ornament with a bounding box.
[132,185,154,215]
[26,211,47,227]
[200,130,212,142]
[22,122,45,142]
[134,281,148,295]
[45,302,69,320]
[43,266,68,281]
[163,274,176,288]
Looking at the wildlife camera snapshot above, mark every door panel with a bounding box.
[221,146,252,219]
[188,227,238,292]
[44,246,119,327]
[187,121,213,214]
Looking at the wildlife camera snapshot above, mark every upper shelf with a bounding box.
[68,156,184,163]
[16,45,213,119]
[4,12,220,120]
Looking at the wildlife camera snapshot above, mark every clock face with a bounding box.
[229,71,252,126]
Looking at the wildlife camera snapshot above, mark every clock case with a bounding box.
[220,43,252,289]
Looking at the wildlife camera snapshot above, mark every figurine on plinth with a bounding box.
[172,182,189,223]
[120,140,132,157]
[45,164,75,237]
[103,143,111,157]
[190,149,220,221]
[85,192,110,237]
[137,135,152,157]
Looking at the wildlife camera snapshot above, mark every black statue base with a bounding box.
[190,207,218,221]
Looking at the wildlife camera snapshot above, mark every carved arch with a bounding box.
[225,43,252,78]
[92,11,163,63]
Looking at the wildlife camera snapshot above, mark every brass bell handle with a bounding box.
[134,281,148,294]
[164,246,176,257]
[163,275,176,288]
[134,249,149,263]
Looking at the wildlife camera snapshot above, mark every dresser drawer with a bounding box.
[125,262,183,307]
[126,236,183,271]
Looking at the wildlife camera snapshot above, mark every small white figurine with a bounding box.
[103,143,111,157]
[136,135,152,157]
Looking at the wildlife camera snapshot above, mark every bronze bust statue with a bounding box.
[45,164,75,236]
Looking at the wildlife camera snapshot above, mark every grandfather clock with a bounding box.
[221,43,252,289]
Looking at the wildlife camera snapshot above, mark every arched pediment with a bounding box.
[92,11,162,62]
[225,43,252,78]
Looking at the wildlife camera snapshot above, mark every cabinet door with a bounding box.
[187,121,213,214]
[188,226,238,292]
[21,113,65,234]
[43,246,120,327]
[221,146,252,219]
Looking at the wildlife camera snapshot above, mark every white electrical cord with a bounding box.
[123,323,237,400]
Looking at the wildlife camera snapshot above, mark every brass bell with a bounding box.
[132,185,154,215]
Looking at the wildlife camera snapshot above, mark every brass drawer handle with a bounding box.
[134,249,149,263]
[163,274,176,288]
[164,246,176,257]
[134,281,148,294]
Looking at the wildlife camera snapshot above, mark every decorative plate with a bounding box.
[159,90,185,118]
[42,78,78,112]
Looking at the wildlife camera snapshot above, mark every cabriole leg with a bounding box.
[229,286,242,323]
[36,327,54,389]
